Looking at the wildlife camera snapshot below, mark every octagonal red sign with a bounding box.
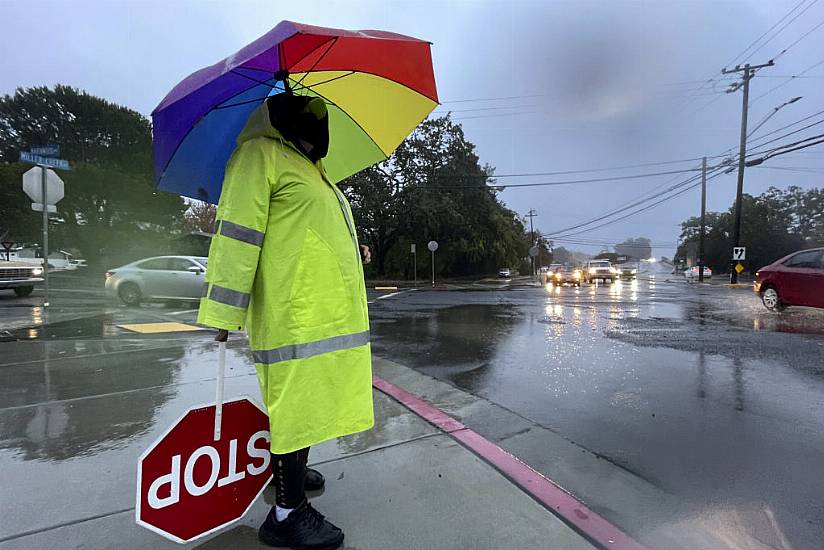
[136,397,271,543]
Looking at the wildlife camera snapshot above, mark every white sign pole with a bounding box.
[40,167,49,306]
[213,341,226,441]
[411,244,417,287]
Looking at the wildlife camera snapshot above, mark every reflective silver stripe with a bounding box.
[209,284,250,308]
[252,330,370,365]
[201,284,209,298]
[219,220,265,247]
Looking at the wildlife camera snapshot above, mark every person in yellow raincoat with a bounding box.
[197,93,373,550]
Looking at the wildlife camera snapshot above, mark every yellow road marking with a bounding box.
[117,322,204,334]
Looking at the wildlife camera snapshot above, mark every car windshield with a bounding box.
[591,261,610,268]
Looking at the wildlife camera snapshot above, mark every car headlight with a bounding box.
[631,269,637,274]
[555,272,563,279]
[574,271,581,278]
[32,267,43,276]
[589,268,596,275]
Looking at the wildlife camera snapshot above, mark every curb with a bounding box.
[372,375,649,550]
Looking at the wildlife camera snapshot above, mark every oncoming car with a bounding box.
[552,266,582,287]
[583,260,614,284]
[105,255,208,306]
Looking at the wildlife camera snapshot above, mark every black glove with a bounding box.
[215,329,229,342]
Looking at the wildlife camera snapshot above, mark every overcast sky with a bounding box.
[2,0,822,256]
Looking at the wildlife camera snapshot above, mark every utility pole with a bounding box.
[526,209,537,277]
[698,157,707,283]
[722,60,774,283]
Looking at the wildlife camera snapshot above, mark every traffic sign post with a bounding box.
[732,248,746,280]
[411,243,417,286]
[428,240,438,287]
[136,396,271,543]
[1,241,13,261]
[21,150,69,307]
[529,246,539,280]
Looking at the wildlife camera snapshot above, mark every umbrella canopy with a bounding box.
[152,21,438,203]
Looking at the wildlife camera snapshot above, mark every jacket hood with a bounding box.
[237,101,283,145]
[235,100,330,179]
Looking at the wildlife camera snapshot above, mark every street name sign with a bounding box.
[29,145,60,157]
[732,247,746,261]
[23,167,64,205]
[20,151,70,170]
[136,397,271,543]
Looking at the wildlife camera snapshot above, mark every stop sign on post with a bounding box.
[136,398,271,543]
[22,166,64,205]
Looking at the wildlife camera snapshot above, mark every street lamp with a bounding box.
[747,96,803,139]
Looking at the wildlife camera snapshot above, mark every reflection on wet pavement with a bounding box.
[368,276,824,549]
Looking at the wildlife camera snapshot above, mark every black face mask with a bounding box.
[266,94,329,162]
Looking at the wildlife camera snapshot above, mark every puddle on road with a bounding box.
[0,314,115,342]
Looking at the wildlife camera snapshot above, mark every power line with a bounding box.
[746,107,824,144]
[742,0,820,62]
[751,57,824,103]
[772,13,824,61]
[436,155,729,180]
[545,166,725,237]
[429,167,702,189]
[672,0,809,114]
[747,116,824,151]
[550,171,726,239]
[749,132,824,162]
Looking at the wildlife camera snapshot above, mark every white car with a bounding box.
[105,255,208,305]
[684,266,712,281]
[9,248,82,270]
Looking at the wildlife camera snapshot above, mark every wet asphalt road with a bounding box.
[2,268,824,548]
[366,269,824,550]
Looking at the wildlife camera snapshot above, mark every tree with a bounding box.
[615,237,652,260]
[675,186,821,273]
[0,86,187,266]
[340,115,527,277]
[184,201,217,234]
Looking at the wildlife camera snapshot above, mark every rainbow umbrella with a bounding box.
[152,21,438,203]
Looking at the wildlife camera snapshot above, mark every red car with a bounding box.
[754,247,824,311]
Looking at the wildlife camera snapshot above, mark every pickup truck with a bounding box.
[583,260,615,284]
[0,261,44,297]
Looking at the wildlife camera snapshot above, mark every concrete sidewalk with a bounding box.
[0,356,594,550]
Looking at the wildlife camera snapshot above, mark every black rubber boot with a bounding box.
[304,467,325,491]
[258,499,344,550]
[269,449,326,491]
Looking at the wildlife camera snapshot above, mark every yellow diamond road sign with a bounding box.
[735,263,745,274]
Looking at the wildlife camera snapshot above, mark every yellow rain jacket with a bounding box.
[197,102,374,453]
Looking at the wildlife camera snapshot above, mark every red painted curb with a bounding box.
[372,375,649,550]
